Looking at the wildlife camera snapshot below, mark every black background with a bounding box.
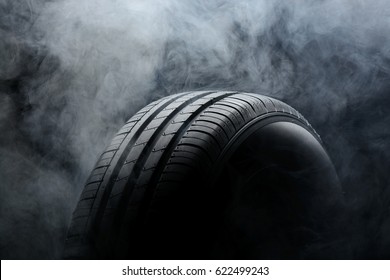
[1,0,389,259]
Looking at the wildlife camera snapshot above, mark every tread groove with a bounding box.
[230,95,256,112]
[192,121,229,139]
[216,102,246,121]
[243,93,268,110]
[204,109,237,130]
[186,129,223,149]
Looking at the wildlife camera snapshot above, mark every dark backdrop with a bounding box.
[1,0,390,259]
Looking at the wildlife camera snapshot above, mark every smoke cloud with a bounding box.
[1,0,389,258]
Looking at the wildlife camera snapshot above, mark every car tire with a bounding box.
[65,91,343,259]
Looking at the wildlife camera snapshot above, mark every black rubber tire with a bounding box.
[65,91,343,259]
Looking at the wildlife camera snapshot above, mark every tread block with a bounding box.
[143,150,164,170]
[164,122,185,135]
[196,115,235,137]
[84,182,101,192]
[153,134,174,152]
[136,129,157,145]
[80,190,98,200]
[184,130,221,150]
[187,126,227,148]
[178,137,219,159]
[155,108,175,119]
[125,144,146,163]
[212,103,244,123]
[100,151,116,161]
[204,108,240,130]
[110,177,129,197]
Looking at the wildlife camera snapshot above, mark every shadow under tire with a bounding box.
[65,91,343,259]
